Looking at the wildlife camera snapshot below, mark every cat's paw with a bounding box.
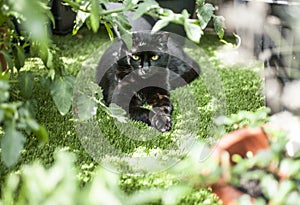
[150,112,172,132]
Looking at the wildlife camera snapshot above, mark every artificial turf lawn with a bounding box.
[0,27,265,203]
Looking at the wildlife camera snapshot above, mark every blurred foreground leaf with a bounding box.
[50,75,75,115]
[1,124,25,167]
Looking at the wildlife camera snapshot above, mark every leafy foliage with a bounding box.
[203,108,300,204]
[213,16,225,39]
[64,0,226,44]
[1,124,25,168]
[229,127,300,205]
[0,0,54,72]
[219,107,270,132]
[50,75,75,115]
[0,150,220,205]
[197,2,215,29]
[0,77,48,167]
[0,0,77,166]
[164,108,300,204]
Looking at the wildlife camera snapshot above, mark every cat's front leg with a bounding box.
[129,91,173,132]
[129,104,172,132]
[149,108,172,132]
[129,107,151,125]
[128,94,153,126]
[148,92,173,132]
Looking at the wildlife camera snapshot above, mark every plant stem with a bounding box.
[62,0,85,11]
[99,7,129,16]
[63,0,137,16]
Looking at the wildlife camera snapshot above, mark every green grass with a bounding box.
[0,28,265,204]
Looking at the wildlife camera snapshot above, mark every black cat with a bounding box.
[96,32,200,132]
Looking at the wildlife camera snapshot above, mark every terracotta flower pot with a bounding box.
[211,127,270,205]
[212,184,245,205]
[213,127,269,164]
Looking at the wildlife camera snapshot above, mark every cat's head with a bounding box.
[118,32,170,78]
[130,32,169,52]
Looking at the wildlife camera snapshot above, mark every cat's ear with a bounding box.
[119,39,129,57]
[153,32,169,44]
[132,32,142,43]
[157,32,169,44]
[120,39,128,50]
[153,32,169,50]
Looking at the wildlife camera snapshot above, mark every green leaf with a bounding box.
[13,46,25,70]
[90,0,100,32]
[114,13,131,34]
[18,72,34,100]
[0,71,10,81]
[0,103,19,119]
[122,32,133,51]
[76,94,97,120]
[162,185,192,205]
[113,14,132,49]
[104,23,115,41]
[181,9,190,19]
[1,124,26,167]
[73,11,90,35]
[280,158,300,178]
[0,110,4,122]
[261,174,279,199]
[286,191,300,205]
[108,103,127,123]
[127,188,164,204]
[46,7,55,29]
[13,0,50,45]
[123,0,139,11]
[213,15,226,39]
[32,125,48,143]
[0,80,10,102]
[197,3,215,29]
[133,0,159,20]
[39,47,53,69]
[196,0,205,6]
[151,19,170,33]
[274,180,294,204]
[0,50,13,69]
[26,118,40,131]
[87,81,103,101]
[50,76,75,115]
[184,22,202,43]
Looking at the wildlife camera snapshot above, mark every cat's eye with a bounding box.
[151,55,159,61]
[132,55,140,61]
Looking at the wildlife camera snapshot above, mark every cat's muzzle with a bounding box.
[138,67,152,78]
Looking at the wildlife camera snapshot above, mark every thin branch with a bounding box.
[63,0,138,16]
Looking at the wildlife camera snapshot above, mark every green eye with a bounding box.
[132,55,140,60]
[151,55,159,60]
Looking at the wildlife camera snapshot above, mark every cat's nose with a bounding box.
[143,66,150,72]
[138,66,150,77]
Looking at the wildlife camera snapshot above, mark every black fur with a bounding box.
[96,32,200,132]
